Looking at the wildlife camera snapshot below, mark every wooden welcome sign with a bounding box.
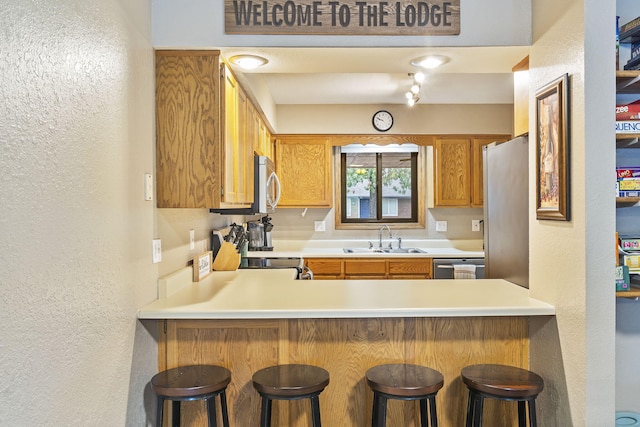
[224,0,460,35]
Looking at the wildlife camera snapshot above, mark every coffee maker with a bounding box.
[247,216,274,251]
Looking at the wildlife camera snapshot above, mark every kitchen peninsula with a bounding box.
[139,264,554,427]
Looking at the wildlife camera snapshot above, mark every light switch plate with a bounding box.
[472,220,481,232]
[314,221,326,232]
[189,229,195,250]
[152,239,162,263]
[436,221,448,232]
[144,173,153,201]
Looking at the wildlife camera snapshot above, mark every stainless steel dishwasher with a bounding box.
[433,258,485,279]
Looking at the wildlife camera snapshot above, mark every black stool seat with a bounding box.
[252,364,330,427]
[366,363,444,427]
[151,365,231,427]
[461,364,544,427]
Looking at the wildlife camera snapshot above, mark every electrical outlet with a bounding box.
[189,229,195,250]
[152,239,162,263]
[314,221,326,232]
[144,173,153,201]
[436,221,448,232]
[472,220,481,232]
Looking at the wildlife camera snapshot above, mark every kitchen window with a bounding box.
[339,144,418,224]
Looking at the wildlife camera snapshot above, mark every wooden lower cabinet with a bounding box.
[159,317,529,427]
[306,257,433,280]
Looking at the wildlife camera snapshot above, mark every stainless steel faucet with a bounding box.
[379,225,392,249]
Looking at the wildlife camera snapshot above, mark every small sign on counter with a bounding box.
[193,251,213,282]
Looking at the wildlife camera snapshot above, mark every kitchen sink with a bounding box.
[343,247,426,254]
[382,248,426,254]
[343,248,384,253]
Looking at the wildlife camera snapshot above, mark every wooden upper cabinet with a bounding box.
[275,136,332,208]
[435,135,510,208]
[434,137,472,207]
[155,50,221,209]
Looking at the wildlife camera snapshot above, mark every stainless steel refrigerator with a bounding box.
[483,136,529,288]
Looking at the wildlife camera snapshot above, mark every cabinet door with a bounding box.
[155,51,221,209]
[471,136,510,207]
[305,258,343,279]
[236,87,251,204]
[388,258,432,279]
[222,65,240,204]
[434,138,472,207]
[275,137,332,207]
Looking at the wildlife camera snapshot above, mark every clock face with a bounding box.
[372,110,393,132]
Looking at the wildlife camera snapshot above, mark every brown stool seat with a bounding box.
[461,364,544,427]
[252,364,330,427]
[366,364,444,427]
[151,365,231,427]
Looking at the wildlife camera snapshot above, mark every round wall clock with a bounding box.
[372,110,393,132]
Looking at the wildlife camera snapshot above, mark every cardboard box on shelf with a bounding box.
[616,101,640,121]
[619,178,640,191]
[616,265,631,291]
[620,15,640,42]
[617,167,640,179]
[616,121,640,133]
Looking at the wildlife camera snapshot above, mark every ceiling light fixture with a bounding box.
[410,55,449,69]
[229,54,269,70]
[405,72,425,107]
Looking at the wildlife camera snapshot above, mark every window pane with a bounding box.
[382,198,398,216]
[381,153,412,219]
[345,153,377,219]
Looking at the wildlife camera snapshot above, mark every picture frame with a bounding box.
[535,73,570,221]
[193,251,213,282]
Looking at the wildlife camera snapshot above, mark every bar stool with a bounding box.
[461,364,544,427]
[365,363,444,427]
[151,365,231,427]
[252,364,330,427]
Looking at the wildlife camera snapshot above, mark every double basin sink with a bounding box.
[343,247,427,254]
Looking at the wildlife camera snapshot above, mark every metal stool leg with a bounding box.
[419,399,428,427]
[465,391,474,427]
[517,401,526,427]
[529,399,537,427]
[156,396,165,427]
[310,395,322,427]
[377,394,388,427]
[171,400,180,427]
[473,394,484,427]
[259,396,272,427]
[429,396,438,427]
[220,390,230,427]
[206,396,217,427]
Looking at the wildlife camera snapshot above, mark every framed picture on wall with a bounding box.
[535,73,570,221]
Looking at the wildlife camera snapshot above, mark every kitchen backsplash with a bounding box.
[253,207,485,242]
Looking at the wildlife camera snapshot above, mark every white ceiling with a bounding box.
[219,46,530,105]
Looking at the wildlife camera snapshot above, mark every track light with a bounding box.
[406,73,422,107]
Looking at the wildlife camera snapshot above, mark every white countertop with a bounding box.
[137,267,555,320]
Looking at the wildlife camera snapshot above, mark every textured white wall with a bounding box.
[529,0,616,425]
[0,0,159,425]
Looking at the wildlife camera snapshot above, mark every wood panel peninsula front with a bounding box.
[138,268,554,427]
